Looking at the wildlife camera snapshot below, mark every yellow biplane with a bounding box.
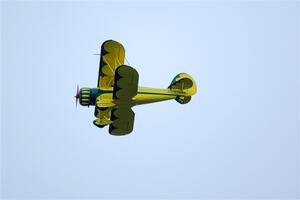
[75,40,197,136]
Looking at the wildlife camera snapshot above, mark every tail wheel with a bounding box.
[175,96,191,104]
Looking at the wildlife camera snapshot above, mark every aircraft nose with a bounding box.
[79,87,91,106]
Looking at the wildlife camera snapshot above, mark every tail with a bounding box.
[168,73,197,104]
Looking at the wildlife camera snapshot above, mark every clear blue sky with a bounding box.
[1,1,299,199]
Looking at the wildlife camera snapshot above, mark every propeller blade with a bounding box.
[74,85,80,108]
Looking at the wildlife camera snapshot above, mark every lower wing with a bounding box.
[109,107,135,136]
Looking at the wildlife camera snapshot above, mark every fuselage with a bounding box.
[79,86,184,108]
[134,87,183,105]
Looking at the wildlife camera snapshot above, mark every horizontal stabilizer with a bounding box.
[168,73,197,96]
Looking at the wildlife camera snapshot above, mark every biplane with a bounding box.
[75,40,197,136]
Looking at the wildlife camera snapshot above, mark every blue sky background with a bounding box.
[1,1,299,199]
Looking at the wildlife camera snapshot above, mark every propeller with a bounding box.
[74,85,80,108]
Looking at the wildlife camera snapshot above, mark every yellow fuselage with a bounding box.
[96,87,183,108]
[133,87,182,105]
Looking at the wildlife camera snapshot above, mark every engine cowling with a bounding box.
[79,87,101,106]
[79,87,91,106]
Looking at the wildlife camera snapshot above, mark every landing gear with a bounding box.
[93,117,112,128]
[93,122,106,128]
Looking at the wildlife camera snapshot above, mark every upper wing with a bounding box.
[113,65,139,101]
[108,65,138,135]
[97,40,125,88]
[109,107,135,135]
